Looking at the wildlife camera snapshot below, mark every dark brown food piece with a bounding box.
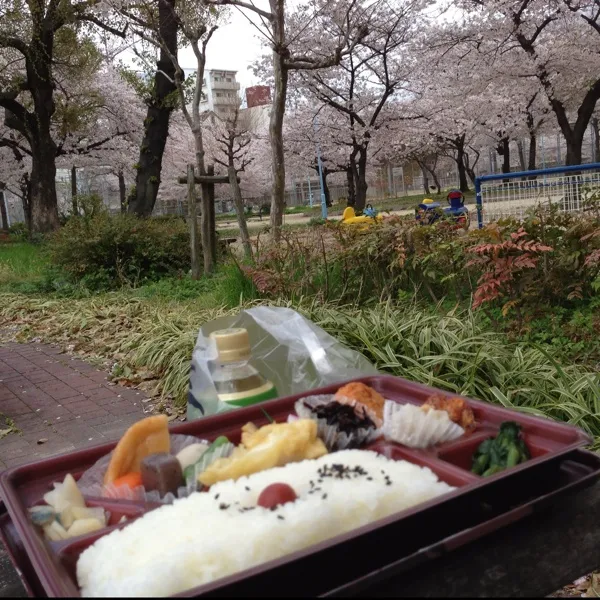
[334,382,385,425]
[140,453,184,497]
[307,401,375,436]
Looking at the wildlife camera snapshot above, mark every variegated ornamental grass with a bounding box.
[1,293,599,449]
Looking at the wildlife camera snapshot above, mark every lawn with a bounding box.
[0,242,49,292]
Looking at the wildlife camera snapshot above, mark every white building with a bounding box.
[197,69,241,119]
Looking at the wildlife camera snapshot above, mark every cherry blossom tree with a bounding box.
[117,0,180,217]
[122,0,224,272]
[291,0,424,211]
[0,0,126,232]
[202,0,369,239]
[454,0,600,165]
[284,104,351,206]
[207,105,261,259]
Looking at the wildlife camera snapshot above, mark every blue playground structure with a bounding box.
[415,190,470,229]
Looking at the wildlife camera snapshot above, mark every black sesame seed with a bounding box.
[245,486,250,492]
[367,477,373,481]
[214,494,220,500]
[277,515,285,520]
[322,493,328,500]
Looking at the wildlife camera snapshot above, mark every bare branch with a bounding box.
[202,0,273,21]
[77,15,128,37]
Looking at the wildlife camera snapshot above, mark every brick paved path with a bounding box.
[0,342,150,596]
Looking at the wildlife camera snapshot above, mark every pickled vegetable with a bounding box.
[257,483,297,509]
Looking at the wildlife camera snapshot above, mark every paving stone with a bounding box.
[0,341,153,594]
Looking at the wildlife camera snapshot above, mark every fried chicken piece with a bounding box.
[422,394,476,433]
[334,382,385,427]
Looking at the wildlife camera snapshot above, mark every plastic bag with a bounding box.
[187,306,379,419]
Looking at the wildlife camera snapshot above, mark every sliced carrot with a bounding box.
[112,472,143,490]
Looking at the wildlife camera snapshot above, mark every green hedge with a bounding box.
[49,213,191,289]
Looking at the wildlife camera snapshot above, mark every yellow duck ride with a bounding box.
[340,204,383,230]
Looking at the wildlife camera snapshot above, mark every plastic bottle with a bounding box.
[209,328,278,408]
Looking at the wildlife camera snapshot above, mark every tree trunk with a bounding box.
[528,133,537,171]
[428,167,441,194]
[564,134,583,166]
[517,141,526,171]
[418,161,430,195]
[71,166,78,215]
[118,170,127,213]
[592,118,600,163]
[497,137,511,174]
[354,147,368,213]
[195,130,213,274]
[228,165,252,259]
[455,144,470,193]
[313,165,332,207]
[130,0,178,217]
[0,188,8,231]
[187,164,201,280]
[30,138,59,233]
[346,165,356,207]
[322,171,332,207]
[20,174,31,233]
[269,51,288,240]
[25,34,60,233]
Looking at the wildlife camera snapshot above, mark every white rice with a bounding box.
[76,450,454,597]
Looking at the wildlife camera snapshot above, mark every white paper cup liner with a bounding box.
[77,434,233,504]
[293,395,380,451]
[382,401,464,449]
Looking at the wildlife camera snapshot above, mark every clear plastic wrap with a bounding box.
[187,306,379,419]
[77,434,233,504]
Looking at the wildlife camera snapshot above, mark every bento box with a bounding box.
[0,375,594,598]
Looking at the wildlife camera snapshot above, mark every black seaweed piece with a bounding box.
[305,401,375,435]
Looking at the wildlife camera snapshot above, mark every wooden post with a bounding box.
[118,170,126,214]
[187,164,201,280]
[207,165,217,265]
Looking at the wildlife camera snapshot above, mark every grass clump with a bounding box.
[1,293,598,448]
[0,242,50,292]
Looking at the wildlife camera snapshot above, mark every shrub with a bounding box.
[242,208,600,311]
[48,213,192,289]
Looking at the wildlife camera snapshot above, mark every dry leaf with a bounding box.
[0,428,14,439]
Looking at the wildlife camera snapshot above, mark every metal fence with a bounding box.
[475,163,600,228]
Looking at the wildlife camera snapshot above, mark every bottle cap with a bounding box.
[210,328,251,363]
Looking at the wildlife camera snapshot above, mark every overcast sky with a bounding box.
[178,9,267,91]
